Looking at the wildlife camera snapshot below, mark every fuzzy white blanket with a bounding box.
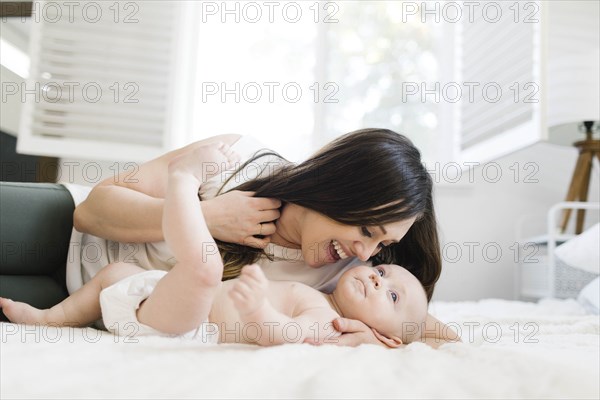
[1,298,598,399]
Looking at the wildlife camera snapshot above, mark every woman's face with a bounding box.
[295,206,417,268]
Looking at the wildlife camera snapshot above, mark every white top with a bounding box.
[62,135,364,294]
[259,243,364,293]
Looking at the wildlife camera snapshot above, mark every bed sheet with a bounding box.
[1,298,598,399]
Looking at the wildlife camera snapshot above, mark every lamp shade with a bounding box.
[546,1,600,128]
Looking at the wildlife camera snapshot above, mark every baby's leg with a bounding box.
[0,262,144,327]
[135,258,221,335]
[135,146,230,335]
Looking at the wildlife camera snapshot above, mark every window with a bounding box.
[16,1,198,161]
[17,1,446,163]
[318,1,442,162]
[191,1,443,162]
[191,5,318,162]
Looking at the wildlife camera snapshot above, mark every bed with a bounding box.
[1,297,598,399]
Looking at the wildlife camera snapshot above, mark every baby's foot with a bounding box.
[229,264,269,316]
[0,297,47,325]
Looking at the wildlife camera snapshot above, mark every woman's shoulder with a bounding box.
[194,133,266,147]
[189,134,275,167]
[198,135,283,198]
[183,134,243,152]
[198,134,271,158]
[228,136,287,175]
[196,133,242,147]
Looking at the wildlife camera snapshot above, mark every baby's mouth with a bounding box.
[355,278,366,297]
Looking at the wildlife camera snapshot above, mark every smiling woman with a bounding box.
[213,128,439,299]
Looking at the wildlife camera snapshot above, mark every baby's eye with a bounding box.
[390,291,398,303]
[376,268,384,277]
[361,226,372,238]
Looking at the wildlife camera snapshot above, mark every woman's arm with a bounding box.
[74,134,280,247]
[74,184,165,243]
[74,134,240,241]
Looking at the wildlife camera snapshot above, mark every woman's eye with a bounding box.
[361,227,372,237]
[376,268,384,277]
[390,292,398,303]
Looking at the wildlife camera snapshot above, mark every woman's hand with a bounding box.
[331,318,391,347]
[201,190,281,249]
[305,317,398,348]
[168,143,281,248]
[74,134,252,244]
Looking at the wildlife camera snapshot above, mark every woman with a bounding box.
[71,128,459,347]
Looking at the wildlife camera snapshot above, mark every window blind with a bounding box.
[458,0,536,151]
[18,0,197,162]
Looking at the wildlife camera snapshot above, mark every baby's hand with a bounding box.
[228,264,269,317]
[168,142,241,184]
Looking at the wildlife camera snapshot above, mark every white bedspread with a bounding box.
[1,298,598,399]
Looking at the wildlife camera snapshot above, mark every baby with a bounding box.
[0,144,428,347]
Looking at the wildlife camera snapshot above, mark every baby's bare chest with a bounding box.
[209,281,315,332]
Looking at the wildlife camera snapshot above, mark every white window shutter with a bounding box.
[456,0,542,163]
[17,0,198,162]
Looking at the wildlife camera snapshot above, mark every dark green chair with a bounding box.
[0,182,74,321]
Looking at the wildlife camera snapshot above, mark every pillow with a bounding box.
[555,223,599,275]
[577,277,599,314]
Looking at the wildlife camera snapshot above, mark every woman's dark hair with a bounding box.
[213,128,441,301]
[371,195,441,301]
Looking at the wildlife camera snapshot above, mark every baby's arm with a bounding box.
[229,264,339,346]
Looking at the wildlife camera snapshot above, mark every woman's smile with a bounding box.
[326,240,340,262]
[325,240,351,263]
[332,240,350,259]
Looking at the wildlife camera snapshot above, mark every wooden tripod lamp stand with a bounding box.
[560,121,600,234]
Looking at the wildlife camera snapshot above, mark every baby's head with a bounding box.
[332,264,428,346]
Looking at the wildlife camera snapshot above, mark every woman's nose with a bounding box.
[354,240,379,261]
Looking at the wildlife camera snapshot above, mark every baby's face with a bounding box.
[332,264,428,343]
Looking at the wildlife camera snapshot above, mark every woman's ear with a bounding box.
[371,328,404,348]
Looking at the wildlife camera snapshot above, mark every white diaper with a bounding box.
[99,270,219,343]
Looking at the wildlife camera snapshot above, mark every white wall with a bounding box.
[0,65,23,136]
[432,141,600,301]
[0,16,30,136]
